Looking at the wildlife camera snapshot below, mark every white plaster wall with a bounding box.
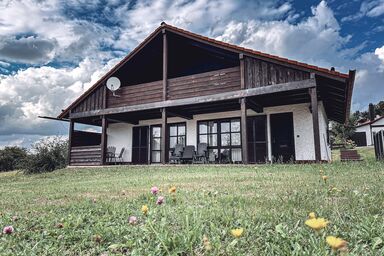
[106,102,330,162]
[355,125,372,145]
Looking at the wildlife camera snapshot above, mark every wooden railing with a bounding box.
[70,145,101,166]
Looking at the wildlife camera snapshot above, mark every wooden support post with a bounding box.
[101,115,108,165]
[68,119,74,165]
[239,53,245,89]
[309,86,321,162]
[240,98,248,164]
[162,29,168,101]
[161,108,167,164]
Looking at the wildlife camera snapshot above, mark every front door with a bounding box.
[132,126,149,164]
[270,113,295,162]
[247,115,267,163]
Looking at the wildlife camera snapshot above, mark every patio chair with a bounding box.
[220,149,231,164]
[106,146,116,163]
[194,143,208,163]
[116,147,125,164]
[169,144,184,164]
[180,145,195,164]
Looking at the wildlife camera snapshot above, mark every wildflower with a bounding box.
[141,205,148,215]
[322,175,328,182]
[129,216,137,225]
[151,186,159,195]
[93,234,102,244]
[203,235,212,251]
[308,212,316,219]
[305,218,328,231]
[11,216,18,222]
[319,169,324,175]
[92,198,97,203]
[169,186,176,193]
[156,196,165,205]
[230,228,244,238]
[2,226,14,234]
[326,236,348,251]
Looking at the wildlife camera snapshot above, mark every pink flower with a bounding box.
[156,196,165,205]
[3,226,14,234]
[151,186,159,195]
[129,216,137,225]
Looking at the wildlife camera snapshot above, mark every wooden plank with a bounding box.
[68,120,74,165]
[240,98,248,164]
[70,78,316,118]
[161,108,167,164]
[101,116,107,165]
[240,54,245,89]
[163,29,168,100]
[309,86,321,162]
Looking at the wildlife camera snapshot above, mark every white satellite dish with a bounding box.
[106,77,121,97]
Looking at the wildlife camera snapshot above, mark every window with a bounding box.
[169,123,186,155]
[198,118,242,163]
[151,126,161,163]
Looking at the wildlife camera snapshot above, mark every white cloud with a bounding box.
[342,0,384,22]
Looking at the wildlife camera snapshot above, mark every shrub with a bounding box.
[23,137,68,174]
[0,146,28,172]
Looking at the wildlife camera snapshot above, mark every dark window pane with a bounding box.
[231,133,241,146]
[152,127,161,138]
[220,149,231,163]
[178,136,186,146]
[221,122,230,133]
[231,120,240,132]
[208,149,218,163]
[152,138,161,150]
[199,122,207,134]
[170,126,177,136]
[231,148,242,162]
[221,133,230,146]
[152,151,161,163]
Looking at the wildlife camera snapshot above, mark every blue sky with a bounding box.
[0,0,383,148]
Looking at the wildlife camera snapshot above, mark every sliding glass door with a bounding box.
[198,118,242,163]
[150,125,161,163]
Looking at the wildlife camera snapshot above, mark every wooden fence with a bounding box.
[374,130,384,160]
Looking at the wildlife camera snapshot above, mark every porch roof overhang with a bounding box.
[69,78,316,122]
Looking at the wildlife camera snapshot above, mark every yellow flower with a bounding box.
[169,186,176,193]
[319,169,324,174]
[230,228,244,238]
[305,218,329,231]
[322,175,328,182]
[203,235,212,251]
[326,236,347,251]
[141,205,148,215]
[308,212,316,219]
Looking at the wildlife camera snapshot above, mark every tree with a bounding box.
[330,115,358,146]
[0,146,28,172]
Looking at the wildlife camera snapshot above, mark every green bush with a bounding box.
[23,137,68,174]
[0,146,28,172]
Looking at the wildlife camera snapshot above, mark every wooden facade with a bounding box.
[58,23,355,166]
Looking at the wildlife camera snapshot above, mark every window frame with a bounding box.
[150,125,162,163]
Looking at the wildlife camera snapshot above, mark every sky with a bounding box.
[0,0,383,148]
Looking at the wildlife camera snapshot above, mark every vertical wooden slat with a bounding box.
[68,119,74,165]
[162,29,168,101]
[239,54,245,89]
[161,108,167,164]
[240,98,248,164]
[101,115,107,165]
[309,76,321,162]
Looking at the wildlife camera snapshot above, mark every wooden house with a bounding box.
[58,23,355,165]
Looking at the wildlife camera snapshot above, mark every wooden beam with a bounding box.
[161,108,167,164]
[246,98,263,113]
[163,29,168,101]
[167,109,193,120]
[70,78,316,118]
[101,115,107,165]
[239,53,245,89]
[68,119,74,165]
[309,87,321,162]
[240,98,248,164]
[107,118,139,125]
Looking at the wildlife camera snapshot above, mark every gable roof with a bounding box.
[58,22,351,119]
[356,116,384,127]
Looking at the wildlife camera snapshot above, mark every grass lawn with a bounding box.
[0,155,383,255]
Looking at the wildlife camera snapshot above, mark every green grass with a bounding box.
[1,158,383,255]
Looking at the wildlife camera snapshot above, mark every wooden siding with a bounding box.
[107,80,163,108]
[167,67,241,100]
[70,145,101,166]
[244,57,310,88]
[72,86,105,113]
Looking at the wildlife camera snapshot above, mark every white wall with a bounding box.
[356,117,384,146]
[107,102,331,162]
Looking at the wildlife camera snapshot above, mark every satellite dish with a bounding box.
[106,77,121,97]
